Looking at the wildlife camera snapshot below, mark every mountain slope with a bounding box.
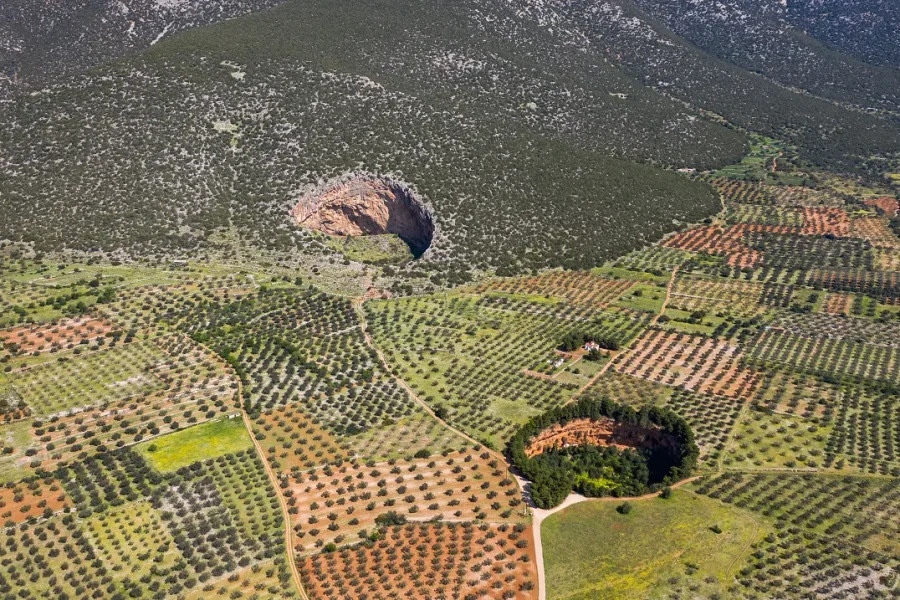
[632,0,900,113]
[786,0,900,70]
[3,0,900,279]
[0,0,744,280]
[511,0,900,175]
[0,0,283,102]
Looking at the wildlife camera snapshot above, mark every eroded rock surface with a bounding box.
[292,176,434,257]
[525,417,677,457]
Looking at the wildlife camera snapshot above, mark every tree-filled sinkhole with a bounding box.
[508,395,698,508]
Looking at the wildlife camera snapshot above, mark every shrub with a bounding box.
[374,511,407,527]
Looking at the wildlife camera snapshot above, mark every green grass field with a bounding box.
[0,420,36,483]
[135,416,252,472]
[322,232,414,263]
[542,491,762,600]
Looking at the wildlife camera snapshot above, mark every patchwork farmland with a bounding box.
[0,165,897,600]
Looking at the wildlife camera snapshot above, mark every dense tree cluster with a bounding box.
[559,331,620,352]
[507,395,698,508]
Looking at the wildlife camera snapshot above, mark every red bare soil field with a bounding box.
[613,329,759,399]
[287,449,522,553]
[252,404,351,474]
[298,521,538,600]
[473,271,634,308]
[863,196,899,218]
[0,478,69,524]
[0,316,115,355]
[801,207,851,236]
[662,225,772,268]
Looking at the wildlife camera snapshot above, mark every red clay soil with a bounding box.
[0,479,69,524]
[1,406,31,423]
[801,207,851,236]
[0,316,115,355]
[863,197,899,218]
[522,369,555,382]
[362,286,392,301]
[474,272,634,308]
[287,449,521,553]
[613,329,760,400]
[292,176,433,252]
[524,417,676,458]
[297,522,538,600]
[822,293,854,316]
[252,405,352,474]
[662,225,770,268]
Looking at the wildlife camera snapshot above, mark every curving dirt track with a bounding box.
[527,475,703,600]
[191,333,310,600]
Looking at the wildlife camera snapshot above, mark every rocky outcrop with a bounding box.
[524,417,678,457]
[292,175,434,257]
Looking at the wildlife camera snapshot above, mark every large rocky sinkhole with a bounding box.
[292,176,434,258]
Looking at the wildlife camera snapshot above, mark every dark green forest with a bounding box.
[507,395,698,508]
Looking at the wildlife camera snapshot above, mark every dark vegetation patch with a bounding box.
[507,395,698,508]
[0,0,743,282]
[540,0,900,176]
[785,0,900,69]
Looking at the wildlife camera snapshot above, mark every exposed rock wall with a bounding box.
[524,417,677,457]
[292,176,434,257]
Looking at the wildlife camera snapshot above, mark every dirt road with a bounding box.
[352,299,524,486]
[528,474,702,600]
[240,405,310,600]
[573,265,678,398]
[191,333,310,600]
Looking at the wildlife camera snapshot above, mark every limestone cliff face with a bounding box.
[292,176,434,256]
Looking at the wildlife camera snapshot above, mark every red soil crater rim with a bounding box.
[524,417,678,458]
[291,174,434,257]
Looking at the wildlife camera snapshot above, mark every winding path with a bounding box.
[352,267,687,600]
[528,475,703,600]
[352,298,527,497]
[190,333,310,600]
[574,265,678,398]
[240,404,310,600]
[531,265,683,599]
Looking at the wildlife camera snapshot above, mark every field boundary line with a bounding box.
[571,265,679,399]
[352,298,518,472]
[530,475,702,600]
[188,333,310,600]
